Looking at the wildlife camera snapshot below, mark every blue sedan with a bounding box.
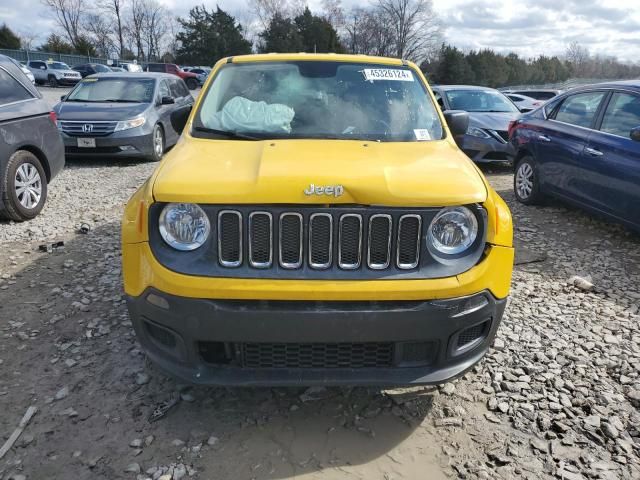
[510,81,640,231]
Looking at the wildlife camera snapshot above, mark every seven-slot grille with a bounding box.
[213,210,423,271]
[58,120,118,137]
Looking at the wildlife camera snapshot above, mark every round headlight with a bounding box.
[427,207,478,255]
[159,203,210,251]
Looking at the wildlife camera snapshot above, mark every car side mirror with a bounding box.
[161,96,175,105]
[60,95,66,101]
[170,105,192,134]
[40,66,46,70]
[444,110,470,136]
[630,127,640,142]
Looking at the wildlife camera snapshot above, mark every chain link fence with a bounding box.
[0,48,111,66]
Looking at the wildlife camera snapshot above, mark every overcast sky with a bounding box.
[1,0,639,62]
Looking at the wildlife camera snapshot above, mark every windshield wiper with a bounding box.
[102,99,140,103]
[193,126,260,141]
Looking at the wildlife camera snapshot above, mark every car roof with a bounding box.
[508,89,560,92]
[432,85,500,92]
[228,53,407,66]
[0,54,40,98]
[578,80,640,91]
[85,72,176,81]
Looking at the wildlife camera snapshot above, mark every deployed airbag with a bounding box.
[209,96,295,133]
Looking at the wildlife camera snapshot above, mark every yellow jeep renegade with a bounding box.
[122,53,513,386]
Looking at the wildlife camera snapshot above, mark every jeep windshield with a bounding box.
[193,61,444,142]
[48,62,71,71]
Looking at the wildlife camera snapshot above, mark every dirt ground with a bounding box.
[0,87,638,480]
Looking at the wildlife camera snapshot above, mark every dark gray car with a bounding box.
[53,73,193,161]
[0,54,64,221]
[432,85,520,163]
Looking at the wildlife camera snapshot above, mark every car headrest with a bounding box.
[566,102,587,116]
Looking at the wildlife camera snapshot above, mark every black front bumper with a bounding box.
[126,289,507,386]
[62,131,154,158]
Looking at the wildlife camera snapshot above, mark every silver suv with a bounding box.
[27,60,82,87]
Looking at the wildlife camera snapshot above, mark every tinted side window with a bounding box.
[600,92,640,138]
[0,68,34,105]
[177,80,190,98]
[554,92,605,129]
[158,80,171,98]
[148,64,164,73]
[432,90,444,109]
[169,79,182,98]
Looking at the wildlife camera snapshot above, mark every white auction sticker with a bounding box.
[362,68,414,82]
[414,129,432,141]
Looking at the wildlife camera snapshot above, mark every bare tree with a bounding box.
[127,0,146,60]
[565,41,590,77]
[375,0,441,62]
[343,7,393,57]
[99,0,126,58]
[18,31,39,50]
[142,0,168,60]
[321,0,344,29]
[41,0,88,49]
[84,13,115,58]
[248,0,290,28]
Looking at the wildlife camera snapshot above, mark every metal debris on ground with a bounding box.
[148,393,181,422]
[38,241,65,253]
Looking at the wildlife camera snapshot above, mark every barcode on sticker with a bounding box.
[414,129,431,141]
[363,69,414,82]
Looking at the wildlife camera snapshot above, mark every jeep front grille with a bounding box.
[215,209,423,271]
[149,204,487,280]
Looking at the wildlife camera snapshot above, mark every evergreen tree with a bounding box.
[259,13,303,53]
[0,23,21,50]
[176,6,252,65]
[294,7,343,53]
[38,34,75,54]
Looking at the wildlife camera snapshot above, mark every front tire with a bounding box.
[0,150,48,221]
[48,75,58,88]
[514,155,543,205]
[149,124,165,162]
[185,78,198,90]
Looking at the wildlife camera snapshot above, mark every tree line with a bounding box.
[0,0,638,87]
[424,43,640,88]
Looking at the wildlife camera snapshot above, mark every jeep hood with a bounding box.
[152,138,487,206]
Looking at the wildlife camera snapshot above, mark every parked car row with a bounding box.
[0,54,195,221]
[55,72,193,161]
[3,51,639,237]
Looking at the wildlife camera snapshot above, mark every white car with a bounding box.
[7,58,35,84]
[26,60,82,87]
[505,93,544,112]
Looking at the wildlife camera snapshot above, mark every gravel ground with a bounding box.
[0,87,638,480]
